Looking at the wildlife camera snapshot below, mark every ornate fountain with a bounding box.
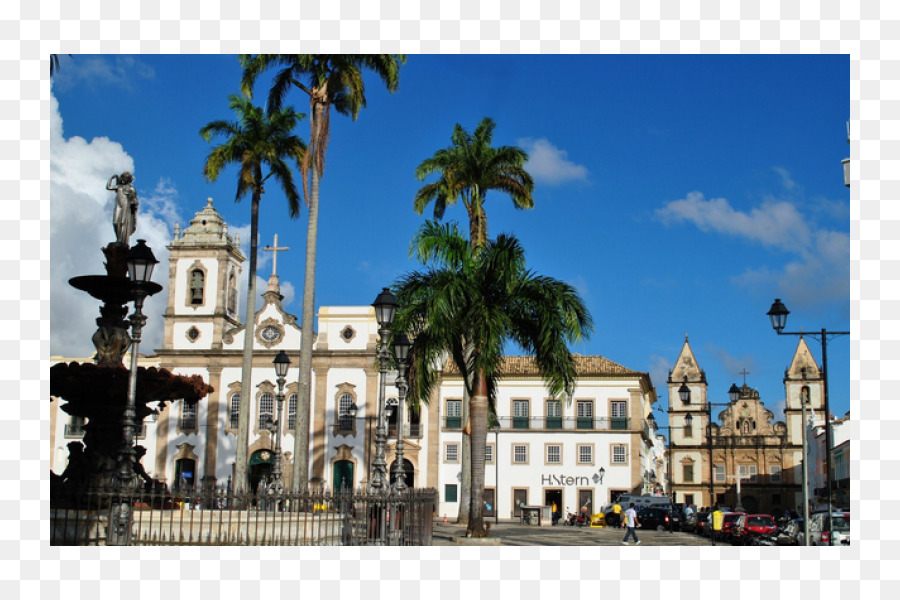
[51,172,213,530]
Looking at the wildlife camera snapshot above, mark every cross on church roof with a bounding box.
[739,368,750,385]
[263,234,289,277]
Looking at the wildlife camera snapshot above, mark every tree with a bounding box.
[50,54,71,77]
[413,117,534,522]
[414,117,534,250]
[393,221,592,536]
[239,54,405,492]
[200,94,306,491]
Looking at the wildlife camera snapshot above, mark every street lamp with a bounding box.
[391,332,411,491]
[799,367,812,546]
[268,350,290,495]
[112,239,161,545]
[370,287,398,491]
[767,298,849,545]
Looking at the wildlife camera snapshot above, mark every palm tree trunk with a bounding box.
[292,101,324,492]
[235,191,261,492]
[468,368,489,536]
[458,386,471,524]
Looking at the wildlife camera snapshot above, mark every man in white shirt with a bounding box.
[622,503,641,545]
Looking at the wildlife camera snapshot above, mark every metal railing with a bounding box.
[444,416,633,431]
[50,484,437,546]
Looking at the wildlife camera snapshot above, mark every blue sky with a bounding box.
[50,54,850,427]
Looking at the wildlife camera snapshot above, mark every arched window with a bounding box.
[337,393,354,432]
[180,400,197,431]
[259,392,274,430]
[190,269,205,305]
[229,393,240,429]
[287,393,297,430]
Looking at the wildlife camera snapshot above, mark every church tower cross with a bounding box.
[263,234,289,277]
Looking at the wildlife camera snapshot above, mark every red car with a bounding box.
[732,514,777,545]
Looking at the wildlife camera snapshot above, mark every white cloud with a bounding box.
[52,56,156,93]
[647,354,672,405]
[518,138,588,185]
[772,166,798,191]
[656,191,849,309]
[655,191,812,252]
[50,89,178,358]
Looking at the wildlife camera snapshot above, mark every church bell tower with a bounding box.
[162,198,245,352]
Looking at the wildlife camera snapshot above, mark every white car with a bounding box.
[808,510,850,546]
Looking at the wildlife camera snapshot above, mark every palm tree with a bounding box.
[200,94,306,491]
[414,117,534,250]
[413,117,534,522]
[239,54,405,492]
[393,221,592,536]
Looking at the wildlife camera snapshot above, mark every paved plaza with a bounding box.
[432,521,716,546]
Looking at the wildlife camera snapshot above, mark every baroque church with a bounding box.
[666,336,827,514]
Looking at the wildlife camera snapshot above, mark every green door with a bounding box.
[333,460,354,494]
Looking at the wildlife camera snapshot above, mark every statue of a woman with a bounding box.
[108,171,138,246]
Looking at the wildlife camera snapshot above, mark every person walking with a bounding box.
[621,503,641,545]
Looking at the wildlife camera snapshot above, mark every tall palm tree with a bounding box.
[239,54,405,492]
[414,117,534,250]
[393,221,592,536]
[413,117,534,521]
[200,94,306,491]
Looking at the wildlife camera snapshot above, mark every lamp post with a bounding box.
[268,350,290,495]
[767,298,849,545]
[111,239,161,545]
[391,332,411,491]
[370,288,398,492]
[800,367,812,546]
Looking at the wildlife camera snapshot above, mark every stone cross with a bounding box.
[739,368,750,385]
[263,234,289,277]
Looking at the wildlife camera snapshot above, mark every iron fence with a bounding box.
[50,484,437,546]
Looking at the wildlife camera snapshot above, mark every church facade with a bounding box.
[666,336,827,514]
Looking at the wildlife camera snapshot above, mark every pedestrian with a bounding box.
[621,503,641,545]
[551,501,560,525]
[711,503,723,546]
[609,501,622,528]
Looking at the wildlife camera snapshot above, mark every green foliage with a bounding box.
[393,221,593,408]
[199,94,306,214]
[414,118,535,248]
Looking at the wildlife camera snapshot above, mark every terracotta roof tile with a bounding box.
[443,355,644,378]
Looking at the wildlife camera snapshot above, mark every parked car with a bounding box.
[637,507,680,531]
[731,514,777,545]
[717,512,745,542]
[691,511,707,535]
[776,517,805,546]
[809,510,851,546]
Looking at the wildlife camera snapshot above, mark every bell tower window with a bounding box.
[190,269,204,305]
[227,271,238,316]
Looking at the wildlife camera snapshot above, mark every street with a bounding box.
[432,521,717,546]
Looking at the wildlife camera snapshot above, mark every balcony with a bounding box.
[442,416,633,432]
[387,423,424,438]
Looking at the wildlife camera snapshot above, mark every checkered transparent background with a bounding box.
[11,0,894,597]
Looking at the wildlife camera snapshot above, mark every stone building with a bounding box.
[666,336,826,514]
